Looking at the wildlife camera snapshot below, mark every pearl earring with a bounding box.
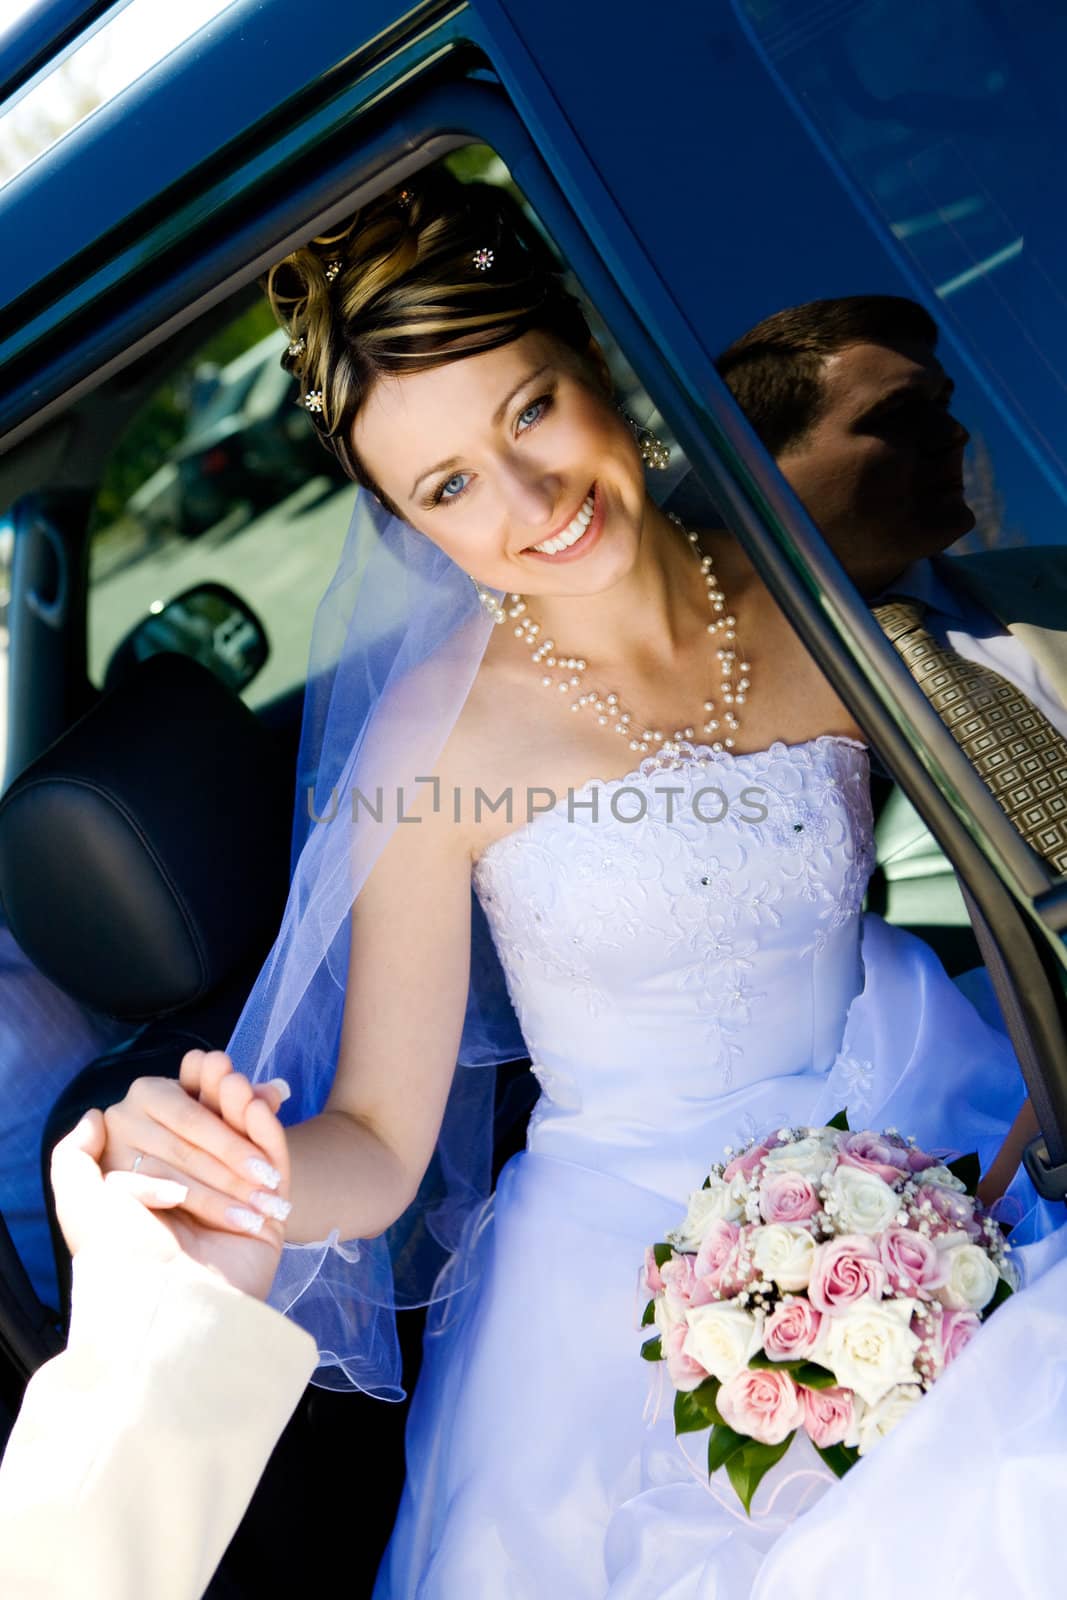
[470,576,507,625]
[622,412,671,471]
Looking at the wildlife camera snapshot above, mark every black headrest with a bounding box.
[0,653,293,1021]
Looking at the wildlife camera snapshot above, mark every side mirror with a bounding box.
[104,582,269,694]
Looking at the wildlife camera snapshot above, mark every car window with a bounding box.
[86,302,356,711]
[718,0,1067,929]
[735,0,1067,559]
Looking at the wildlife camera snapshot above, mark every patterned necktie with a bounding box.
[873,596,1067,875]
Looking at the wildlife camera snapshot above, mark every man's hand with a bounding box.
[54,1083,291,1302]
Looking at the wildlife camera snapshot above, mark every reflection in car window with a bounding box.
[86,296,355,712]
[734,0,1067,554]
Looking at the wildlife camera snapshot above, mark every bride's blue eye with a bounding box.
[433,471,472,506]
[517,395,552,432]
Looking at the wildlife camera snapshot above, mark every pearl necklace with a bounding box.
[504,517,751,758]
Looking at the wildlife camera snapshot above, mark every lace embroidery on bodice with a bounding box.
[471,738,875,1101]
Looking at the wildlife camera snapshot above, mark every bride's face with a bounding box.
[351,330,649,595]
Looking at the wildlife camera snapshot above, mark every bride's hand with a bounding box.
[101,1054,291,1238]
[61,1094,289,1301]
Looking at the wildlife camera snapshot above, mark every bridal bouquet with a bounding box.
[641,1113,1015,1512]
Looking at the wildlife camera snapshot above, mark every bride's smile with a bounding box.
[350,328,652,596]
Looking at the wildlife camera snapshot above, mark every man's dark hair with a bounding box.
[715,295,939,457]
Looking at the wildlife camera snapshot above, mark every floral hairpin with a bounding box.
[472,247,494,272]
[304,390,324,413]
[324,260,341,283]
[287,336,306,357]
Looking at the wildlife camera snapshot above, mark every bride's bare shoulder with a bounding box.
[438,643,527,786]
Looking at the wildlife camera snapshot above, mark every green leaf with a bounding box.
[826,1109,850,1132]
[747,1353,838,1390]
[707,1421,749,1475]
[640,1336,663,1362]
[813,1441,859,1480]
[725,1434,796,1515]
[947,1151,981,1194]
[986,1273,1015,1314]
[791,1362,838,1390]
[641,1299,656,1327]
[652,1242,673,1269]
[673,1379,723,1435]
[702,1175,712,1189]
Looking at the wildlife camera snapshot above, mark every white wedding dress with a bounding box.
[374,737,1064,1598]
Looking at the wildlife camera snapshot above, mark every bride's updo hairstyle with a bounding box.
[266,168,595,510]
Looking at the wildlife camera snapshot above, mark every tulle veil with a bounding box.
[226,489,525,1396]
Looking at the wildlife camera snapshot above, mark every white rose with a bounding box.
[762,1134,838,1180]
[828,1166,900,1235]
[668,1179,746,1249]
[817,1297,921,1407]
[918,1165,968,1192]
[751,1223,817,1292]
[654,1289,686,1340]
[855,1383,923,1456]
[936,1242,1000,1312]
[682,1302,765,1384]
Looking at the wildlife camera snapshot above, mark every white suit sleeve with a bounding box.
[0,1250,318,1600]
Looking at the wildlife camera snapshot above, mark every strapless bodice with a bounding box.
[472,737,875,1196]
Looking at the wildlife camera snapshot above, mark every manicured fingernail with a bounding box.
[250,1191,291,1222]
[151,1180,189,1205]
[246,1158,281,1190]
[226,1206,265,1235]
[267,1078,292,1104]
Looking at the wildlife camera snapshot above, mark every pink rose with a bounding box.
[879,1227,948,1298]
[660,1252,697,1308]
[724,1143,770,1181]
[917,1184,981,1240]
[695,1220,741,1282]
[800,1384,855,1449]
[663,1321,710,1393]
[644,1248,666,1295]
[759,1172,821,1226]
[691,1220,742,1304]
[837,1132,910,1187]
[808,1235,887,1315]
[906,1147,940,1174]
[764,1298,823,1362]
[938,1308,981,1369]
[717,1367,805,1446]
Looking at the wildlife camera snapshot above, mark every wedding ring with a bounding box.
[131,1152,145,1174]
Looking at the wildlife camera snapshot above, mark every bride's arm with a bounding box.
[101,801,476,1245]
[282,809,475,1242]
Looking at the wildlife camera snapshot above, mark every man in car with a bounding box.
[715,295,1067,877]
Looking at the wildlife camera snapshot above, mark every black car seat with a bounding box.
[0,651,295,1322]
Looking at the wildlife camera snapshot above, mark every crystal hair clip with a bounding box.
[472,247,494,271]
[397,188,414,210]
[325,260,341,282]
[288,337,306,357]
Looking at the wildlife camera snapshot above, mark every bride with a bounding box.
[99,169,1061,1595]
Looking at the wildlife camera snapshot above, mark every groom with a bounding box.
[714,295,1067,876]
